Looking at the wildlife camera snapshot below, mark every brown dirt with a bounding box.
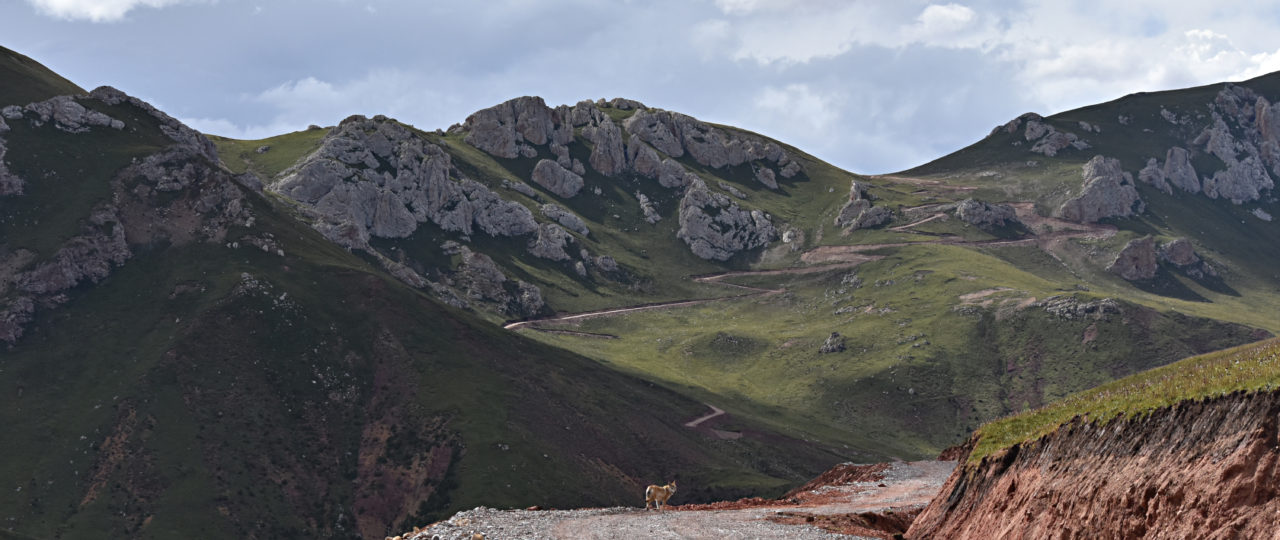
[784,462,890,497]
[908,390,1280,539]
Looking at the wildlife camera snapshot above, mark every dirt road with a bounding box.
[402,460,955,540]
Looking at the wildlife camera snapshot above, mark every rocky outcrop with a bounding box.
[530,159,584,198]
[273,115,537,247]
[676,178,777,261]
[90,86,219,163]
[908,383,1280,540]
[1056,156,1144,223]
[623,109,799,181]
[448,246,546,318]
[540,204,589,236]
[527,223,575,261]
[581,118,626,176]
[1138,158,1172,194]
[1106,236,1158,280]
[636,192,661,224]
[834,181,892,230]
[15,95,125,133]
[997,113,1090,156]
[1163,147,1201,193]
[1,87,252,344]
[0,136,22,196]
[656,158,696,189]
[462,96,569,158]
[1184,86,1279,204]
[955,199,1019,229]
[1159,238,1217,279]
[819,332,846,353]
[754,167,778,189]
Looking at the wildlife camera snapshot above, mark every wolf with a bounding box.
[644,480,677,510]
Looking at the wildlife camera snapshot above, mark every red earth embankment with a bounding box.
[908,389,1280,539]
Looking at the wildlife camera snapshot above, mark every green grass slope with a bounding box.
[971,336,1280,462]
[0,53,849,539]
[0,45,84,106]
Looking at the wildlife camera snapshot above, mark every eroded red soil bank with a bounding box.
[908,390,1280,539]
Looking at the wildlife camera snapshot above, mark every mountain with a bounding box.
[3,44,1279,539]
[0,48,845,539]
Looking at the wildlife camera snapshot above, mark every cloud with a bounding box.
[25,0,199,22]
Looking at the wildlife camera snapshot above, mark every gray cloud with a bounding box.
[7,0,1280,173]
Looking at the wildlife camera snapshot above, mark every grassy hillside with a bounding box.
[0,52,851,539]
[971,337,1280,463]
[0,45,84,106]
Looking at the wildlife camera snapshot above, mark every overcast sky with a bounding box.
[7,0,1280,173]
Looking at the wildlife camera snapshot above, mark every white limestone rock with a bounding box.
[955,199,1019,229]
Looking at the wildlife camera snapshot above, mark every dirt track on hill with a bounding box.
[505,199,1114,332]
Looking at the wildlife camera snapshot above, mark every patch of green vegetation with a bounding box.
[0,46,84,106]
[1,98,171,257]
[971,337,1280,463]
[209,127,330,178]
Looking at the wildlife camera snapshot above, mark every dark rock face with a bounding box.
[1159,238,1217,279]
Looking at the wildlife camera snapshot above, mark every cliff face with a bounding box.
[908,390,1280,539]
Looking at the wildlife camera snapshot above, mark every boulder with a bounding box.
[527,223,574,261]
[626,138,662,178]
[955,199,1019,229]
[819,332,846,353]
[1056,156,1144,223]
[636,192,660,224]
[1158,238,1217,279]
[676,178,777,261]
[1107,236,1158,281]
[754,167,778,189]
[530,159,585,198]
[718,181,748,199]
[540,203,590,236]
[605,97,646,110]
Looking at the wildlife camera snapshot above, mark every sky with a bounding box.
[7,0,1280,174]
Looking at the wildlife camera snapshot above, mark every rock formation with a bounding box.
[1056,156,1144,223]
[834,181,892,230]
[623,109,799,180]
[10,95,125,133]
[955,199,1019,229]
[540,203,589,236]
[1,87,252,344]
[1185,85,1278,203]
[819,332,846,353]
[448,246,546,318]
[1158,238,1217,279]
[996,113,1090,156]
[273,115,538,247]
[527,223,575,261]
[676,178,777,261]
[636,192,661,224]
[530,159,584,198]
[1107,236,1158,281]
